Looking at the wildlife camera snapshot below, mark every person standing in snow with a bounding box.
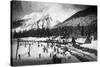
[71,37,76,46]
[18,54,21,60]
[39,53,41,58]
[50,53,52,57]
[52,54,61,63]
[43,46,46,52]
[28,44,31,56]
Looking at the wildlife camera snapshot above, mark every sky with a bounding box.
[11,1,88,22]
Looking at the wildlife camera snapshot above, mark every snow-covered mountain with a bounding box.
[12,12,59,33]
[12,6,97,33]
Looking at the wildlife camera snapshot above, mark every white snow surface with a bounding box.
[12,37,97,63]
[81,40,97,50]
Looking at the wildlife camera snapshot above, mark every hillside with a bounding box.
[54,6,97,28]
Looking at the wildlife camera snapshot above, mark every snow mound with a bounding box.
[76,38,86,43]
[81,40,97,50]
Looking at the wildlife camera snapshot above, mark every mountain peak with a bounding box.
[12,13,54,32]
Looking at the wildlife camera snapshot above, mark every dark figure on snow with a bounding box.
[54,47,56,52]
[28,52,30,56]
[51,43,53,48]
[43,46,46,52]
[47,43,49,48]
[57,48,59,53]
[18,54,21,60]
[52,54,61,63]
[63,47,68,53]
[38,44,40,47]
[50,53,52,57]
[46,48,48,53]
[41,44,43,47]
[85,35,92,43]
[25,44,26,47]
[71,37,76,46]
[39,53,41,58]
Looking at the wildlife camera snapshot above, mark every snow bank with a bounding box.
[76,38,86,43]
[20,37,49,41]
[81,40,97,50]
